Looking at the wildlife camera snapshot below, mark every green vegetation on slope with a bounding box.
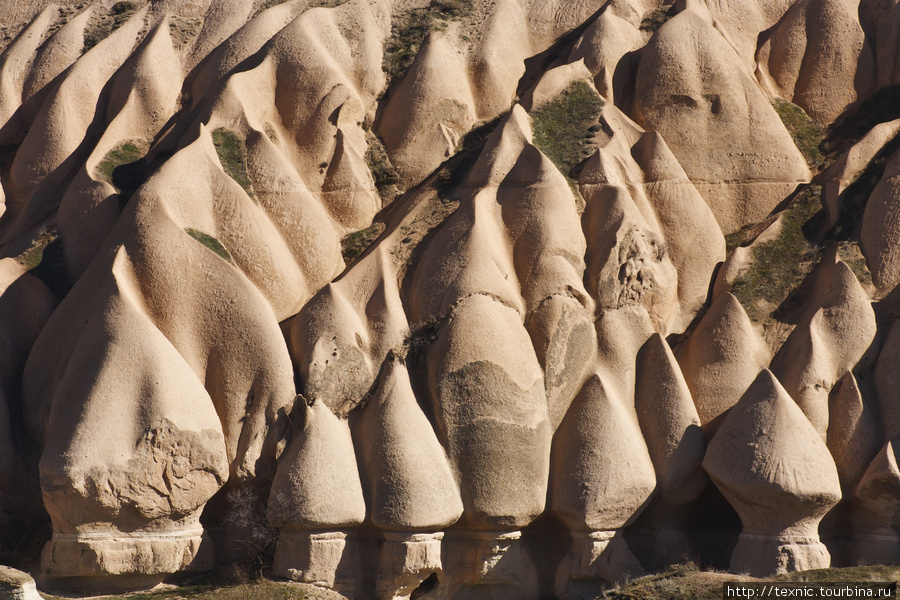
[83,1,137,53]
[383,0,474,85]
[212,129,255,199]
[341,222,385,263]
[772,98,825,171]
[640,5,676,32]
[186,228,233,263]
[15,227,59,271]
[608,564,900,600]
[365,130,400,202]
[731,187,823,321]
[96,141,145,187]
[531,80,605,188]
[42,576,310,600]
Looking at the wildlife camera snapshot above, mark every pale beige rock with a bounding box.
[58,16,184,277]
[33,248,228,583]
[757,0,875,124]
[703,370,842,576]
[769,253,877,437]
[632,129,726,326]
[188,0,253,68]
[861,148,900,295]
[822,119,900,228]
[492,105,596,427]
[0,565,43,600]
[376,532,444,600]
[635,333,706,506]
[683,0,795,68]
[0,4,56,125]
[21,6,92,102]
[379,30,476,188]
[634,333,707,568]
[269,399,365,588]
[290,246,407,416]
[847,438,900,566]
[353,355,463,531]
[578,101,720,332]
[0,258,54,520]
[520,59,595,112]
[426,293,549,529]
[268,398,365,529]
[439,529,539,600]
[634,9,811,233]
[552,373,655,594]
[827,371,882,492]
[468,0,530,118]
[581,182,678,331]
[566,6,643,104]
[676,292,771,430]
[6,6,148,209]
[874,315,900,440]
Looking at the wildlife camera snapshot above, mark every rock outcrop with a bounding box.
[703,371,842,576]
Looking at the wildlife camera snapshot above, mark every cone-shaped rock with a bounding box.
[703,370,842,576]
[827,371,882,492]
[354,355,463,531]
[861,148,900,296]
[635,333,707,506]
[848,437,900,566]
[770,254,876,437]
[757,0,875,124]
[269,398,366,588]
[552,373,655,593]
[634,10,811,233]
[676,293,771,431]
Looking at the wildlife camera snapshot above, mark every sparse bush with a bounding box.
[83,1,137,53]
[95,141,144,187]
[383,0,474,85]
[365,132,400,201]
[186,228,234,263]
[731,187,823,321]
[222,486,278,574]
[341,222,385,263]
[212,129,255,198]
[772,98,825,170]
[640,5,676,32]
[531,80,605,189]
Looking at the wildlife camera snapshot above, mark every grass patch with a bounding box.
[640,5,676,32]
[186,228,233,263]
[212,129,255,199]
[365,131,400,202]
[15,227,73,300]
[341,222,385,263]
[383,0,473,85]
[772,98,825,171]
[531,80,605,188]
[731,187,823,321]
[83,1,137,53]
[15,227,59,271]
[42,576,311,600]
[608,564,900,600]
[96,141,144,186]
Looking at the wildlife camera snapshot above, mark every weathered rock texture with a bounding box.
[0,0,897,597]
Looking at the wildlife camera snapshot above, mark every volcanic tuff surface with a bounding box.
[0,0,900,597]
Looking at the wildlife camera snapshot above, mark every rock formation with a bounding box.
[703,371,842,576]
